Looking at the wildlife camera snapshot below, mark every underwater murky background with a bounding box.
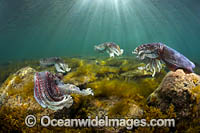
[0,0,200,63]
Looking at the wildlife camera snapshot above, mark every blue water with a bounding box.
[0,0,200,63]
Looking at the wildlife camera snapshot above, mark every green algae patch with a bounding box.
[63,58,86,68]
[63,63,121,86]
[108,99,131,116]
[87,77,162,98]
[134,77,162,98]
[0,105,29,131]
[191,85,200,103]
[87,79,139,98]
[103,58,128,67]
[134,105,176,133]
[142,104,176,121]
[97,66,119,75]
[107,98,143,118]
[62,64,98,86]
[190,85,200,118]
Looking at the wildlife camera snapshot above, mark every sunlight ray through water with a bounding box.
[0,0,200,63]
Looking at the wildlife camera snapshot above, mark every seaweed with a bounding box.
[0,57,199,132]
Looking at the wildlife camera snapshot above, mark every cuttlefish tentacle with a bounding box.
[156,59,162,72]
[145,63,150,71]
[138,58,162,77]
[151,60,156,77]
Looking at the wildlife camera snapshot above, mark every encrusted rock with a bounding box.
[147,69,200,119]
[0,66,57,118]
[0,67,36,106]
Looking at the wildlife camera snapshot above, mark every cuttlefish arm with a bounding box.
[58,83,94,96]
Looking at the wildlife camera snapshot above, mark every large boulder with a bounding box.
[147,69,200,119]
[0,67,36,106]
[0,67,56,119]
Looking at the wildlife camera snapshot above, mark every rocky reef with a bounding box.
[0,57,199,132]
[148,69,200,120]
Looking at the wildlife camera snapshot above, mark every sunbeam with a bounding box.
[0,0,200,62]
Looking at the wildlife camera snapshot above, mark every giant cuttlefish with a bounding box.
[94,42,124,57]
[34,71,94,110]
[39,57,71,74]
[133,42,195,77]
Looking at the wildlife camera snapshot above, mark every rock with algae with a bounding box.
[0,66,54,131]
[3,58,198,132]
[0,66,95,131]
[147,69,200,119]
[0,67,36,106]
[62,63,119,86]
[120,68,152,79]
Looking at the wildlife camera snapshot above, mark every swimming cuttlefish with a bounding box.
[34,71,94,110]
[132,42,195,77]
[94,42,124,57]
[39,57,71,74]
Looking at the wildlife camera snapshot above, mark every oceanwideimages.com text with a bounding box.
[25,115,175,129]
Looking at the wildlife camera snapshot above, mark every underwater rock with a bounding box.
[0,67,57,115]
[0,67,62,131]
[0,67,36,106]
[147,69,200,119]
